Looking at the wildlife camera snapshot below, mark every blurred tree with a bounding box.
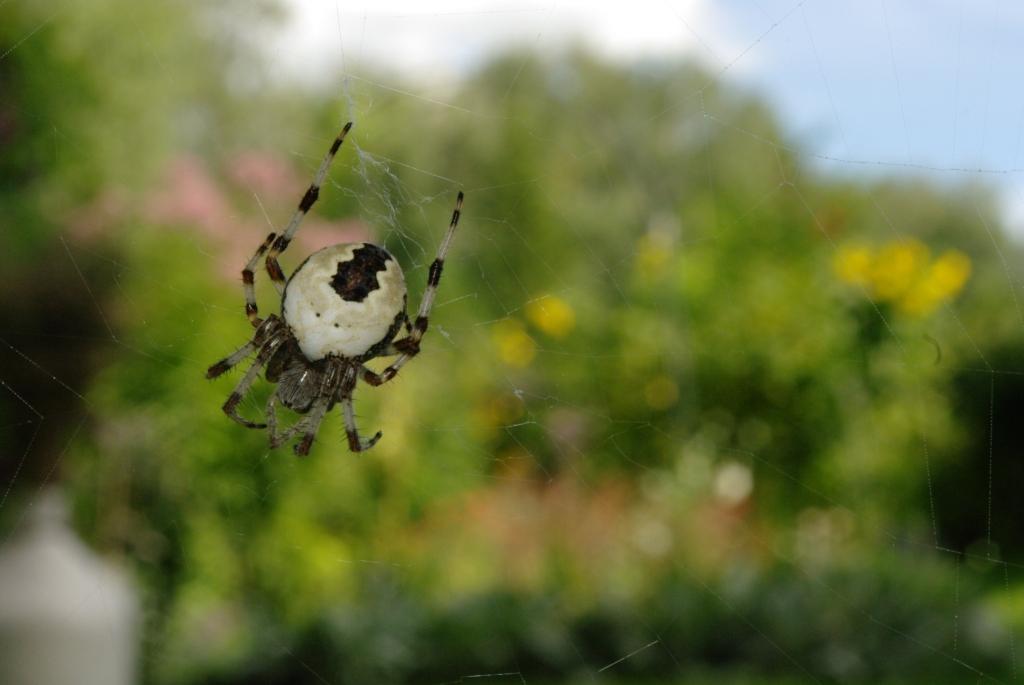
[21,36,1021,685]
[0,1,281,682]
[0,0,279,487]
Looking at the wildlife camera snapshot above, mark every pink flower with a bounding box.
[65,188,130,241]
[144,154,377,282]
[293,218,374,252]
[144,155,233,237]
[227,151,303,202]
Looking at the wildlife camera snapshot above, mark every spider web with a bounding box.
[2,1,1024,684]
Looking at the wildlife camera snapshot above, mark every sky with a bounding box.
[271,0,1024,234]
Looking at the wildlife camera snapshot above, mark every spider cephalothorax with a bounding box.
[206,122,463,455]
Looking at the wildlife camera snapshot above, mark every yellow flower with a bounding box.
[525,294,576,339]
[871,239,930,300]
[833,244,874,286]
[644,376,679,410]
[835,238,972,317]
[492,319,536,367]
[897,249,972,315]
[928,250,972,298]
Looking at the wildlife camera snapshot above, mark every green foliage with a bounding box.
[3,4,1023,682]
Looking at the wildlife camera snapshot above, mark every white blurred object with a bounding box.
[0,488,138,685]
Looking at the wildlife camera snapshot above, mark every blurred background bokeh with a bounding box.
[2,1,1024,683]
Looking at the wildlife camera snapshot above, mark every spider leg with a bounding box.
[368,192,464,383]
[293,398,330,457]
[206,339,257,379]
[221,337,283,429]
[342,395,382,452]
[292,362,347,456]
[266,393,309,450]
[264,122,353,293]
[266,394,291,447]
[242,232,277,327]
[358,365,393,387]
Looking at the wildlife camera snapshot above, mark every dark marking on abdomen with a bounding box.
[330,243,392,302]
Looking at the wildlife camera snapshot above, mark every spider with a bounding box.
[206,122,464,456]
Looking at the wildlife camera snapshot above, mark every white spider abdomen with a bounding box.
[282,243,407,360]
